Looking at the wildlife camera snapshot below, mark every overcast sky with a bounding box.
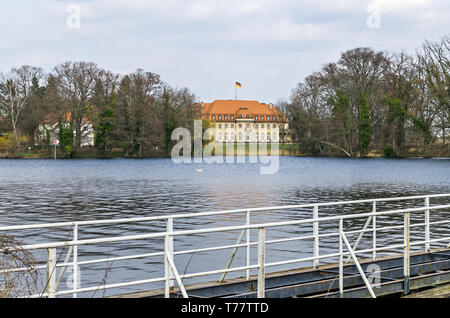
[1,0,449,103]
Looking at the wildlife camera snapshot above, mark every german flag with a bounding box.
[235,82,242,88]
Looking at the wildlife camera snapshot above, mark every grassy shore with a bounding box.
[1,143,448,159]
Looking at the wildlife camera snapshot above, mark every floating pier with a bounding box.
[116,249,450,298]
[1,194,449,298]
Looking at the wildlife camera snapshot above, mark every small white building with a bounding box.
[35,114,95,147]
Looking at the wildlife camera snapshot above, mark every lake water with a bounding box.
[0,157,449,297]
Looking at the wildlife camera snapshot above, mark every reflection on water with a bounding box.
[0,157,449,297]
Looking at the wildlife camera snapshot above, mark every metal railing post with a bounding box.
[339,218,344,298]
[246,210,250,280]
[73,224,78,298]
[425,197,430,252]
[257,227,265,298]
[164,234,170,298]
[313,205,319,269]
[46,248,57,298]
[403,212,411,295]
[167,218,174,289]
[372,201,377,260]
[164,217,174,297]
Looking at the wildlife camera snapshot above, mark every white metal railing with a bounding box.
[0,194,449,298]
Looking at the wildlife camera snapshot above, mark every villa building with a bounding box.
[198,100,292,143]
[34,113,95,147]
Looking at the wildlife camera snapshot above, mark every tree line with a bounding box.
[0,62,198,157]
[1,36,448,158]
[281,36,449,157]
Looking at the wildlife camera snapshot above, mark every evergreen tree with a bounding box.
[330,93,353,156]
[95,98,115,154]
[58,122,74,157]
[358,91,372,154]
[162,88,177,153]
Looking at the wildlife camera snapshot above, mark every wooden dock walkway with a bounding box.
[2,194,449,298]
[114,249,450,298]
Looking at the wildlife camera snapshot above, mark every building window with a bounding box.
[218,115,222,120]
[267,133,270,141]
[261,134,265,141]
[231,124,234,128]
[239,115,242,118]
[225,133,228,141]
[261,116,264,120]
[225,124,228,128]
[212,115,216,120]
[225,115,228,120]
[239,124,242,128]
[279,116,283,121]
[255,115,258,120]
[256,133,259,141]
[218,132,222,141]
[218,124,222,128]
[273,133,277,140]
[246,115,250,118]
[273,116,276,120]
[255,124,258,128]
[231,115,234,120]
[239,133,243,141]
[231,133,235,140]
[273,124,276,128]
[246,123,250,128]
[261,124,264,128]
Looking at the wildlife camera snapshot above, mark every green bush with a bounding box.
[384,146,395,158]
[0,133,28,155]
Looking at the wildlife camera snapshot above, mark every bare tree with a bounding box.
[416,36,450,146]
[0,67,40,137]
[0,75,26,139]
[117,69,162,157]
[53,62,100,150]
[0,66,43,154]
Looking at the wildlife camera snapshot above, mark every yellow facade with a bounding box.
[199,100,291,143]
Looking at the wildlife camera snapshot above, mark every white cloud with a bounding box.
[0,0,448,102]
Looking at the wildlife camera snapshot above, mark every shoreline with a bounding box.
[1,152,449,160]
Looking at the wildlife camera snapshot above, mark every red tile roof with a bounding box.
[198,100,288,122]
[43,112,91,125]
